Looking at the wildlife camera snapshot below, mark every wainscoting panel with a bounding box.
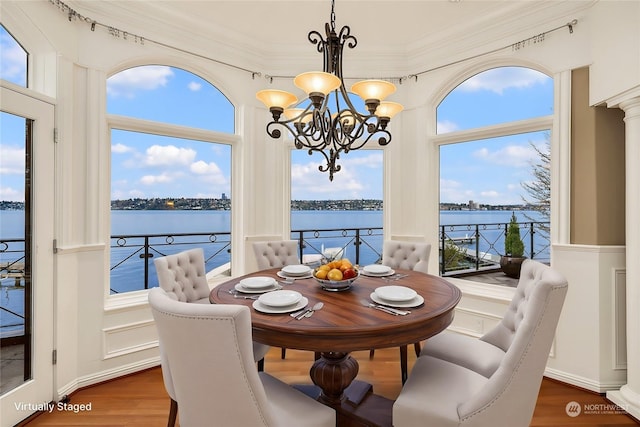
[102,320,158,359]
[613,268,627,370]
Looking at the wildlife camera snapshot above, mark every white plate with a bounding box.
[361,268,395,277]
[239,276,276,289]
[281,264,312,276]
[258,290,302,307]
[253,297,309,314]
[363,264,392,275]
[375,285,417,302]
[370,292,424,308]
[277,271,313,280]
[235,283,279,294]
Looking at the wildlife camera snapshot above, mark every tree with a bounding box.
[504,212,525,257]
[521,136,550,236]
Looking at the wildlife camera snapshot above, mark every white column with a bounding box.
[608,96,640,419]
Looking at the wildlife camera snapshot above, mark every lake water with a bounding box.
[0,209,547,335]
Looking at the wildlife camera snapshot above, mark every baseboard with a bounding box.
[57,357,160,400]
[607,388,640,421]
[544,367,626,393]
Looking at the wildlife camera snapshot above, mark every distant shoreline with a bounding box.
[1,198,537,212]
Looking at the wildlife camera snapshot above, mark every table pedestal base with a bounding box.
[303,351,394,426]
[310,352,359,405]
[295,381,393,427]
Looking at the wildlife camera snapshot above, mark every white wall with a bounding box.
[548,245,627,391]
[589,0,640,105]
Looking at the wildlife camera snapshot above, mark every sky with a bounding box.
[1,25,553,205]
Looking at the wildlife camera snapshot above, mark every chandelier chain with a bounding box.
[330,0,336,32]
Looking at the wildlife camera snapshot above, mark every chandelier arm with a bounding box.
[337,25,357,50]
[337,84,367,122]
[308,30,325,54]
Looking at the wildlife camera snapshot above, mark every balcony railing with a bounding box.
[291,226,384,266]
[1,221,551,336]
[109,232,232,294]
[0,238,26,340]
[440,221,550,276]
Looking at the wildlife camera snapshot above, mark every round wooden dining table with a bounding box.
[210,267,461,427]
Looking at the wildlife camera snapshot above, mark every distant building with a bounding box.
[221,193,228,200]
[468,200,479,210]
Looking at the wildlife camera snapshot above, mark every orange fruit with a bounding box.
[327,268,343,281]
[315,269,328,280]
[340,259,353,272]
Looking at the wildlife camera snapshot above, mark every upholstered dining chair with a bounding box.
[252,240,301,359]
[148,287,335,427]
[252,240,300,270]
[371,240,432,383]
[393,259,568,427]
[154,248,270,426]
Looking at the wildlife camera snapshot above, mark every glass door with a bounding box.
[1,84,54,425]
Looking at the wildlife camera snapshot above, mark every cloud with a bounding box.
[190,160,220,175]
[440,178,462,189]
[143,145,196,167]
[479,190,500,199]
[291,151,383,199]
[140,173,174,185]
[458,67,549,95]
[440,178,475,203]
[0,145,25,174]
[112,188,147,199]
[343,151,383,169]
[107,65,173,98]
[190,160,228,185]
[111,143,134,154]
[0,31,27,85]
[0,186,22,201]
[473,144,537,168]
[188,81,202,91]
[437,120,459,134]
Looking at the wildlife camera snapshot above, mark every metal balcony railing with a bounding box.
[0,238,26,340]
[1,222,551,336]
[109,232,232,293]
[439,221,550,276]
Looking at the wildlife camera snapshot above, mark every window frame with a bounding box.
[431,63,556,293]
[105,65,239,304]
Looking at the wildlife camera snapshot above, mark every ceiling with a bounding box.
[66,0,592,76]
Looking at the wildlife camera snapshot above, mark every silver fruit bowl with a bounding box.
[313,269,360,292]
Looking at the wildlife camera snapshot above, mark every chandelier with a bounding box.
[256,0,403,181]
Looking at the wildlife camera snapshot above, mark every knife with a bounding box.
[360,299,410,316]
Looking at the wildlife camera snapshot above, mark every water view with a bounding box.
[1,208,548,337]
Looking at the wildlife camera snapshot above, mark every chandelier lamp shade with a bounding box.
[256,0,403,181]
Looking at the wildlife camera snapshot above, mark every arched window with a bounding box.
[107,65,234,294]
[0,24,27,87]
[435,66,553,284]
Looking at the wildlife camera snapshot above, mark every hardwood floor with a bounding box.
[19,347,638,426]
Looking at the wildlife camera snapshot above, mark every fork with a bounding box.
[383,273,408,283]
[233,294,259,300]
